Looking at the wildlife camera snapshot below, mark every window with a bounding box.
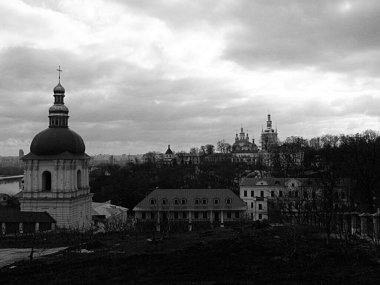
[174,198,179,205]
[251,202,254,208]
[194,212,199,219]
[258,204,262,210]
[181,198,187,205]
[295,191,299,198]
[149,199,156,205]
[227,212,232,219]
[77,170,82,188]
[162,198,168,205]
[151,212,155,219]
[244,190,247,197]
[235,211,240,218]
[259,214,262,220]
[270,191,275,197]
[202,198,208,205]
[279,191,283,197]
[213,198,220,205]
[303,192,308,199]
[312,191,316,199]
[225,198,232,205]
[203,212,207,219]
[174,212,179,219]
[291,183,295,187]
[142,212,146,219]
[275,180,280,185]
[341,191,346,199]
[251,191,254,197]
[194,198,200,205]
[42,171,52,191]
[183,212,187,219]
[260,191,264,197]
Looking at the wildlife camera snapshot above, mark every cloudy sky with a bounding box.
[1,0,380,156]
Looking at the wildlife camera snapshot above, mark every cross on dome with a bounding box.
[57,65,62,83]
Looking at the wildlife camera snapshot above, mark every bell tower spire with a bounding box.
[49,66,69,128]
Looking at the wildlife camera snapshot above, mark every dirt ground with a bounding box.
[1,226,380,284]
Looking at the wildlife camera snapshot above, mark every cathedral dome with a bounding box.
[53,82,65,94]
[30,127,85,155]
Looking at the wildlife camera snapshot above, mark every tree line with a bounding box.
[90,130,380,213]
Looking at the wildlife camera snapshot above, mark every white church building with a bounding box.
[20,76,93,229]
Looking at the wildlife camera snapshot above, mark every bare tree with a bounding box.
[340,130,380,213]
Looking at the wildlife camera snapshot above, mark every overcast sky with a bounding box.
[1,0,380,156]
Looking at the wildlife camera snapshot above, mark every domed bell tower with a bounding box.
[20,68,93,229]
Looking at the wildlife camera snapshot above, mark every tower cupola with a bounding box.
[49,66,69,128]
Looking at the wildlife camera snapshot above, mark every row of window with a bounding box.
[250,213,263,220]
[243,189,346,199]
[250,202,263,210]
[149,197,232,206]
[243,190,266,198]
[50,117,68,126]
[141,211,240,220]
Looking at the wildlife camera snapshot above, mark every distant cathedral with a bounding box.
[20,70,93,229]
[232,127,258,153]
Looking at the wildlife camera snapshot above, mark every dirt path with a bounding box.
[0,247,67,268]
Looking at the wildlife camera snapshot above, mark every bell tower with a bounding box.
[20,68,93,229]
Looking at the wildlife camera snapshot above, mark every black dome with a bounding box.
[53,82,65,94]
[30,128,85,155]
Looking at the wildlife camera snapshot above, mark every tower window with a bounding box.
[42,171,52,191]
[77,170,82,189]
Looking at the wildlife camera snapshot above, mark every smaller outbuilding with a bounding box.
[0,209,56,236]
[92,201,129,230]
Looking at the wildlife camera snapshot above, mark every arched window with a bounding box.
[77,170,82,189]
[42,171,51,191]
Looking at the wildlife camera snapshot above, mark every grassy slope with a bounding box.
[1,227,380,284]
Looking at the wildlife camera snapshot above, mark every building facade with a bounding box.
[240,177,349,221]
[20,79,93,229]
[134,188,247,229]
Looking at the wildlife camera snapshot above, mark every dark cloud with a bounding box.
[222,0,380,74]
[1,1,380,155]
